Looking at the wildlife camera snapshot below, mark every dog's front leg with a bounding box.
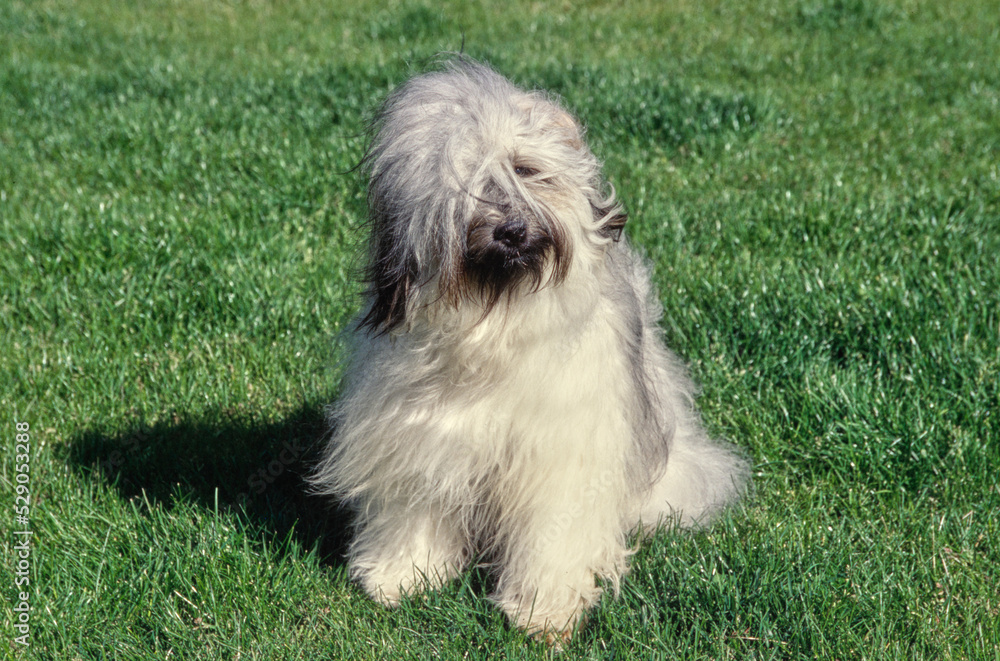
[348,495,469,606]
[491,467,628,647]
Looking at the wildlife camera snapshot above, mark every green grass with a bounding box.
[2,0,999,658]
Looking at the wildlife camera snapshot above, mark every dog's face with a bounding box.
[359,60,626,333]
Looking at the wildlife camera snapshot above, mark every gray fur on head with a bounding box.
[358,58,626,332]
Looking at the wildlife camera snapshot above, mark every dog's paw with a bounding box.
[353,556,463,607]
[530,611,589,651]
[495,589,595,649]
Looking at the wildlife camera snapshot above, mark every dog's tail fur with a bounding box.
[637,421,750,530]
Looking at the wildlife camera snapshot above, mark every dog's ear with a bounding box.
[550,107,584,151]
[358,217,417,335]
[517,95,584,150]
[594,202,628,242]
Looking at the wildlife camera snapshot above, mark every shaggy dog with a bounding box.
[312,58,748,645]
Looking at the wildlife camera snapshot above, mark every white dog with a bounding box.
[312,58,748,645]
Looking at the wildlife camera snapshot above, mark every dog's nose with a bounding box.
[493,221,527,249]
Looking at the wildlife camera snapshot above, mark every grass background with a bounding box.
[2,0,998,658]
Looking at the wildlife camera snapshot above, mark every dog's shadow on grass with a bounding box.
[63,402,351,567]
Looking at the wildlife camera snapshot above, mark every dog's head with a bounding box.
[359,58,626,333]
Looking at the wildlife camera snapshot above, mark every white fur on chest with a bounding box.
[381,284,630,498]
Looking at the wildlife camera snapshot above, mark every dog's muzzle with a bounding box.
[464,209,554,300]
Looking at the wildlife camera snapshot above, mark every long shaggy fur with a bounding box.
[312,58,748,645]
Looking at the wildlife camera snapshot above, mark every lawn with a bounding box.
[2,0,998,659]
